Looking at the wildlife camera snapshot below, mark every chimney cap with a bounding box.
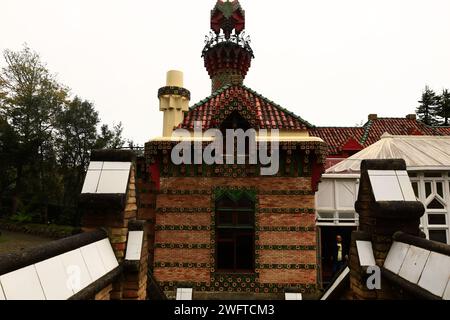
[166,70,184,87]
[368,114,378,121]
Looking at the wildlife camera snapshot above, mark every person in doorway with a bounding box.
[331,235,348,276]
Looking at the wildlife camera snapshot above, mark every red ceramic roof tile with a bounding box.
[309,127,365,155]
[180,85,312,130]
[361,118,438,146]
[311,118,450,156]
[181,86,450,156]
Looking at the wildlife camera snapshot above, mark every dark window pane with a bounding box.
[237,211,254,226]
[217,229,234,240]
[428,214,447,225]
[424,172,443,178]
[217,211,233,226]
[236,234,254,270]
[216,196,235,208]
[412,182,419,198]
[425,182,432,197]
[429,230,448,244]
[427,198,445,209]
[437,182,444,198]
[215,193,255,272]
[237,197,254,208]
[217,241,234,270]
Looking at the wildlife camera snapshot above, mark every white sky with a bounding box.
[2,0,450,144]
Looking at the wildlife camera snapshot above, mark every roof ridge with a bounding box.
[240,84,314,128]
[360,120,373,145]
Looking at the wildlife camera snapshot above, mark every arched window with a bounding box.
[215,193,255,272]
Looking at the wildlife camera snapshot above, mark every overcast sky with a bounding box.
[2,0,450,144]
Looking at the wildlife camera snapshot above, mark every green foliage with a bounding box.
[9,211,33,223]
[416,86,438,126]
[95,122,125,149]
[0,45,126,225]
[436,89,450,126]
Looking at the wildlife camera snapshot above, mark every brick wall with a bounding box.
[94,284,113,300]
[146,176,318,298]
[81,162,149,300]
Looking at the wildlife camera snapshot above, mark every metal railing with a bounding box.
[202,31,254,57]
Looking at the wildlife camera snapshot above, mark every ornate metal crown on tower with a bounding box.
[202,0,254,92]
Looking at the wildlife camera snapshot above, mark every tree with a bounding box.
[416,86,439,126]
[0,45,127,224]
[436,89,450,126]
[0,45,68,217]
[0,116,19,212]
[55,97,100,223]
[94,122,125,149]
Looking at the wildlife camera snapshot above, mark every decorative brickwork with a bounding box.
[149,178,320,298]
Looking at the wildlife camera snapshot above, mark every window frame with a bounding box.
[215,195,256,274]
[410,172,450,245]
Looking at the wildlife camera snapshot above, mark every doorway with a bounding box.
[319,226,355,288]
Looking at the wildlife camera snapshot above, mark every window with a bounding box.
[411,182,419,198]
[429,230,448,244]
[316,179,359,226]
[216,194,255,272]
[412,173,450,245]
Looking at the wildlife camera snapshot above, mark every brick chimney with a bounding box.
[406,114,417,120]
[348,159,425,299]
[368,114,378,121]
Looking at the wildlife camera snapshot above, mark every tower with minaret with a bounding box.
[142,0,327,300]
[203,0,254,92]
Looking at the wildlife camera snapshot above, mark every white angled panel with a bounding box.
[87,162,103,170]
[176,289,182,300]
[384,242,410,274]
[369,174,404,201]
[321,267,350,300]
[125,231,144,261]
[182,290,193,300]
[0,265,45,300]
[102,162,131,171]
[316,180,335,209]
[60,249,92,293]
[395,171,409,177]
[176,288,193,301]
[96,239,119,273]
[0,281,5,300]
[418,252,450,297]
[96,170,130,194]
[396,173,417,201]
[35,256,73,300]
[80,243,106,282]
[285,293,303,300]
[398,246,430,284]
[443,279,450,300]
[81,170,101,194]
[368,170,396,176]
[356,241,376,266]
[337,180,356,209]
